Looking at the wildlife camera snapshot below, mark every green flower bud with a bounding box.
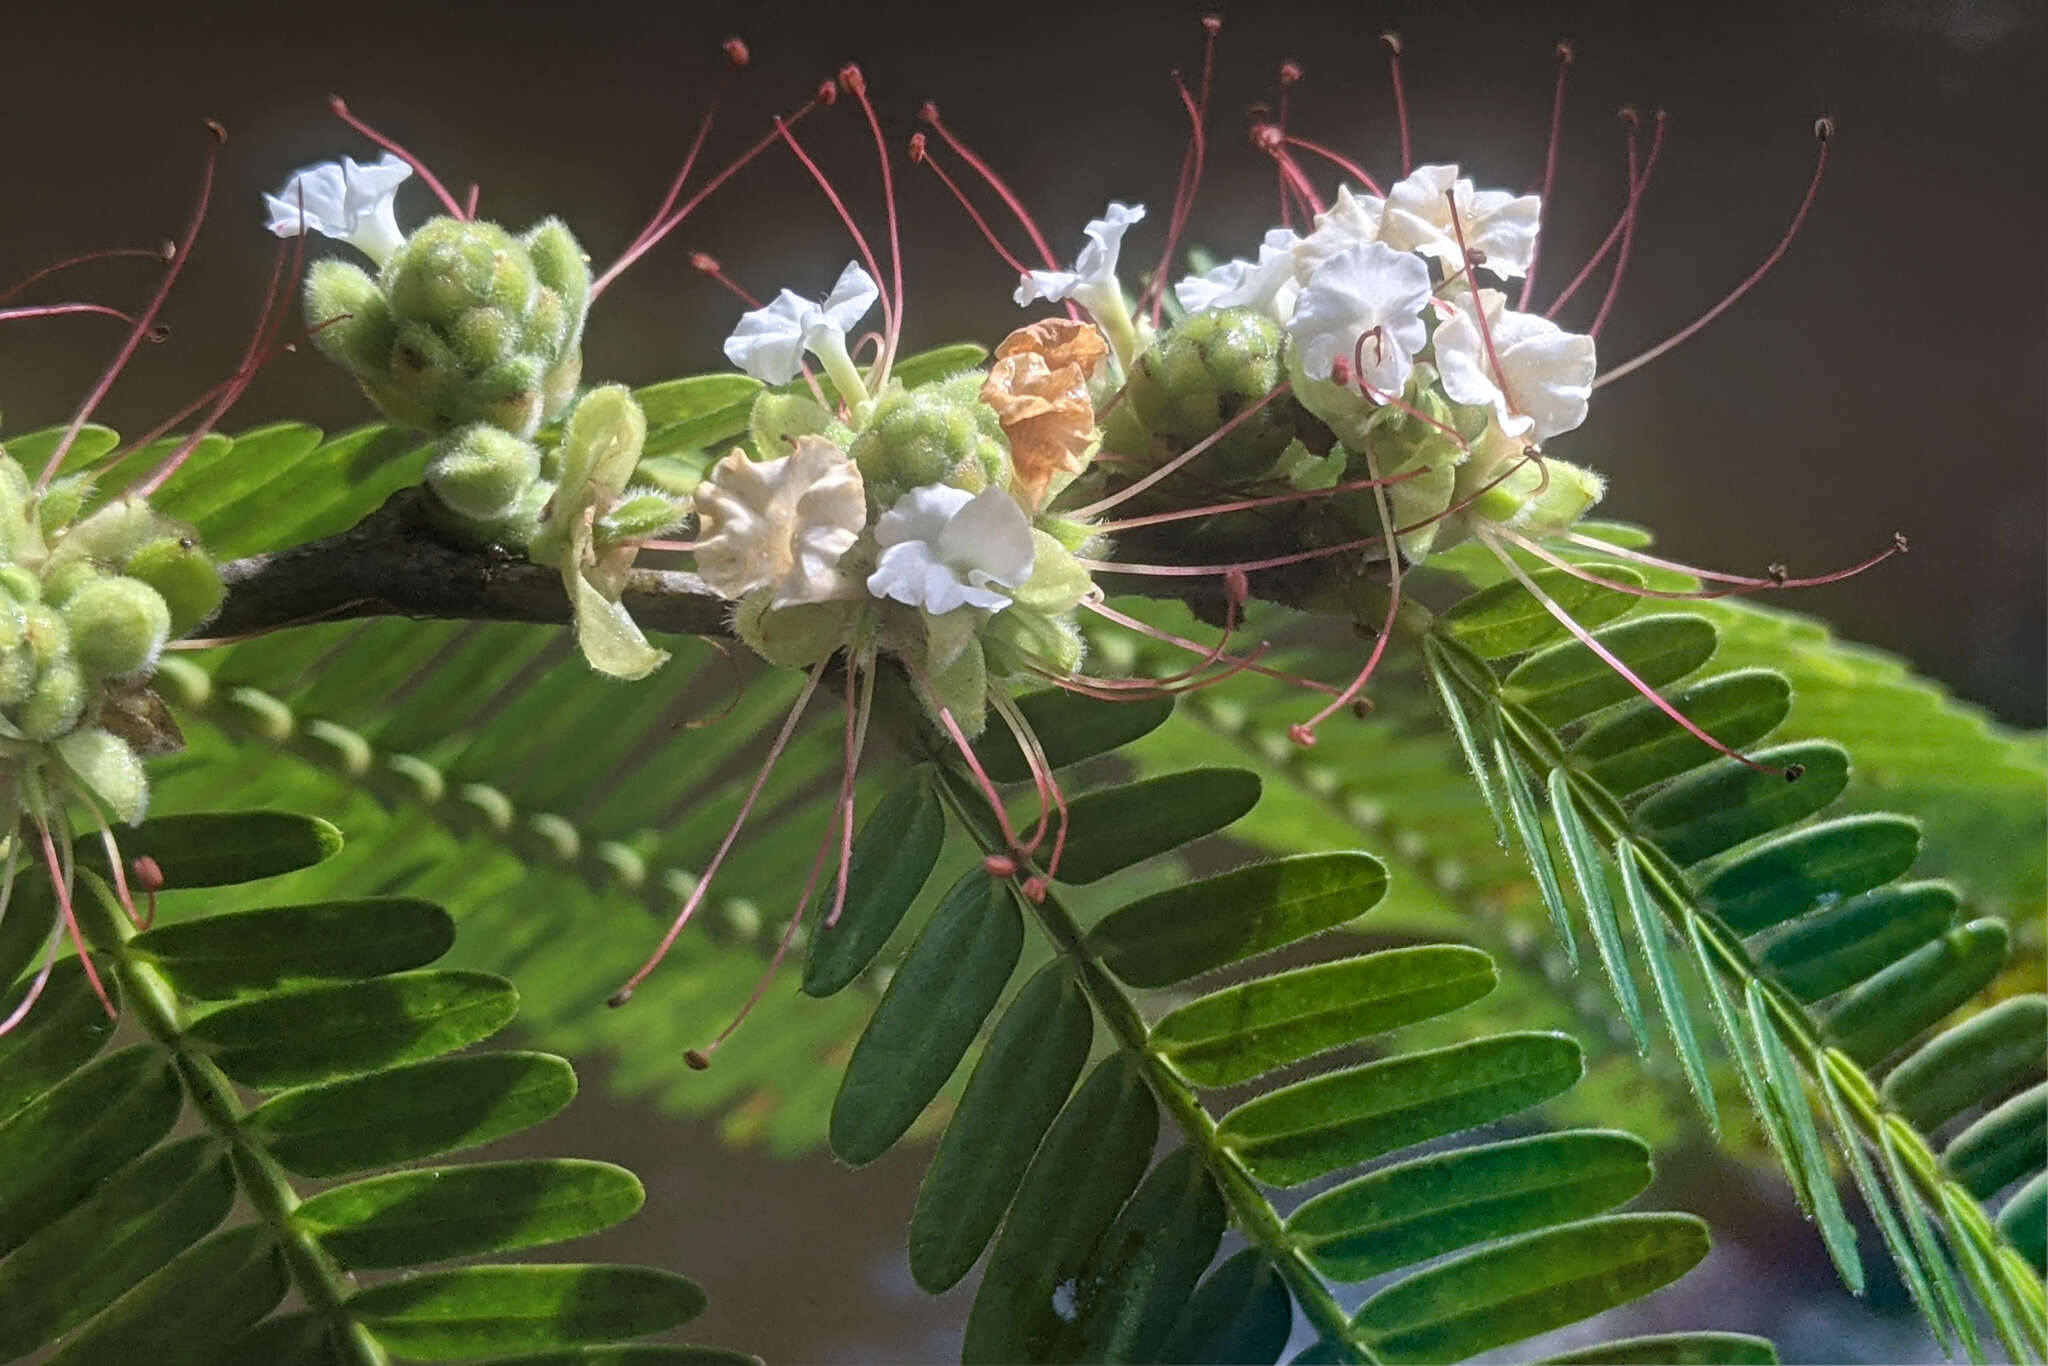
[0,565,40,606]
[390,219,526,328]
[23,603,70,670]
[122,536,225,638]
[538,353,583,427]
[459,354,548,437]
[426,425,542,523]
[305,258,397,378]
[56,727,147,825]
[41,559,100,607]
[596,490,686,543]
[35,474,94,540]
[449,306,522,372]
[62,575,171,679]
[558,386,648,498]
[848,373,1010,515]
[983,606,1083,682]
[524,218,591,324]
[1127,308,1330,485]
[16,658,84,741]
[51,496,158,572]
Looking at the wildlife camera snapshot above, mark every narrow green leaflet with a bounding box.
[1759,881,1958,1002]
[295,1160,646,1268]
[349,1264,708,1359]
[1155,1249,1293,1366]
[1151,946,1496,1088]
[1570,670,1791,796]
[1543,1332,1780,1364]
[1424,637,1509,842]
[1090,852,1388,988]
[183,970,519,1090]
[1494,731,1577,966]
[1549,769,1648,1052]
[1881,996,2047,1132]
[1287,1130,1653,1282]
[1632,742,1850,866]
[801,774,946,998]
[1944,1083,2047,1200]
[830,872,1023,1165]
[1698,814,1923,935]
[1823,919,2010,1065]
[131,898,455,998]
[1504,613,1719,726]
[1352,1214,1711,1364]
[0,960,119,1123]
[909,963,1093,1293]
[45,1224,288,1366]
[1217,1032,1583,1188]
[0,1045,181,1257]
[975,691,1175,783]
[1054,768,1261,884]
[86,811,343,888]
[1616,841,1717,1125]
[1437,564,1645,659]
[1746,981,1864,1291]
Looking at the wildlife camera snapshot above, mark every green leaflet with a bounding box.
[975,690,1176,783]
[963,1054,1158,1365]
[829,871,1023,1165]
[1051,1146,1226,1363]
[349,1264,708,1359]
[1633,742,1850,866]
[1437,563,1645,659]
[1569,669,1792,796]
[0,959,118,1124]
[1759,881,1958,1002]
[1151,945,1496,1088]
[801,773,946,998]
[1616,841,1718,1124]
[0,878,58,995]
[1823,919,2010,1065]
[0,1045,181,1257]
[1352,1213,1711,1364]
[296,1160,646,1268]
[1054,768,1262,884]
[1505,613,1720,726]
[909,962,1093,1293]
[183,969,519,1090]
[1217,1032,1583,1188]
[86,810,344,889]
[1944,1083,2047,1201]
[1549,769,1648,1052]
[1747,980,1864,1292]
[1090,851,1388,988]
[1698,814,1923,935]
[44,1224,288,1366]
[1287,1130,1653,1282]
[1543,1332,1781,1364]
[1883,996,2046,1132]
[246,1051,578,1177]
[130,898,455,998]
[2000,1174,2046,1273]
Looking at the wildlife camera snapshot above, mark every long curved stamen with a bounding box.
[1546,109,1666,318]
[0,244,171,305]
[0,302,145,328]
[988,690,1055,858]
[1596,118,1833,388]
[623,38,751,259]
[922,683,1024,853]
[329,97,466,219]
[917,102,1061,269]
[1443,189,1527,419]
[1588,111,1655,339]
[1503,524,1907,600]
[80,795,147,931]
[1067,381,1294,520]
[1383,32,1413,176]
[594,87,828,297]
[1082,598,1343,695]
[37,811,113,1018]
[1251,125,1327,217]
[1273,61,1304,228]
[1519,42,1575,309]
[907,135,1032,275]
[1480,530,1793,777]
[836,65,905,381]
[689,252,762,308]
[609,660,827,1006]
[41,124,221,489]
[1147,16,1221,326]
[1093,467,1429,533]
[991,691,1070,884]
[1291,443,1403,745]
[771,113,896,355]
[826,651,879,927]
[1278,132,1386,197]
[1562,528,1908,590]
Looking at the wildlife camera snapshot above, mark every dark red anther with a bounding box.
[723,36,750,67]
[133,856,164,893]
[1224,568,1250,606]
[838,63,866,96]
[1556,40,1576,63]
[1814,116,1835,142]
[684,1049,712,1070]
[1330,357,1352,388]
[1380,31,1402,54]
[1767,562,1789,585]
[1250,121,1283,152]
[146,325,171,344]
[1279,60,1303,86]
[607,987,634,1007]
[918,100,940,125]
[204,119,228,144]
[688,251,722,274]
[1020,877,1048,904]
[1784,764,1806,783]
[817,78,838,105]
[907,132,927,163]
[1202,14,1222,34]
[983,853,1018,878]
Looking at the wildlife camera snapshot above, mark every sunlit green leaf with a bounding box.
[1054,768,1261,884]
[296,1160,645,1268]
[1944,1083,2046,1202]
[131,898,454,998]
[1633,742,1850,866]
[1747,980,1863,1292]
[1570,670,1791,796]
[1824,919,2009,1066]
[351,1264,707,1359]
[1549,770,1647,1052]
[1505,613,1719,726]
[1438,564,1644,660]
[1760,881,1957,1002]
[1882,996,2047,1133]
[975,690,1175,783]
[86,810,343,889]
[0,1045,180,1256]
[1616,841,1717,1125]
[1699,814,1922,935]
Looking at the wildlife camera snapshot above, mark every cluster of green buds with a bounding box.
[274,153,691,678]
[0,453,222,826]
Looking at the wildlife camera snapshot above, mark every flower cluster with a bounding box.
[704,262,1103,735]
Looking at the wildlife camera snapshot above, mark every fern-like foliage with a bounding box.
[1413,545,2046,1362]
[0,808,744,1364]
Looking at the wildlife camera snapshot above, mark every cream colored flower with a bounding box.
[1433,289,1596,441]
[982,319,1108,512]
[1379,164,1541,280]
[692,435,868,606]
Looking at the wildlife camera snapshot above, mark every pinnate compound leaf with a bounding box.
[1698,814,1922,936]
[801,774,946,998]
[1287,1130,1653,1282]
[46,1223,289,1366]
[1090,852,1387,988]
[1152,945,1495,1088]
[1217,1032,1583,1188]
[0,1044,180,1256]
[1505,613,1719,726]
[349,1264,707,1360]
[1438,563,1645,659]
[1549,769,1648,1053]
[1747,981,1864,1292]
[1054,768,1261,884]
[1616,841,1718,1124]
[1633,742,1850,866]
[1569,669,1791,796]
[131,897,454,998]
[1880,995,2047,1133]
[830,871,1022,1165]
[246,1050,577,1177]
[909,962,1093,1293]
[185,969,519,1090]
[295,1159,646,1268]
[1823,919,2009,1066]
[1352,1214,1710,1364]
[963,1054,1158,1365]
[0,1136,233,1357]
[1759,881,1958,1003]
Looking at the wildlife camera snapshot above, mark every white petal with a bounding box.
[1463,189,1543,278]
[693,437,867,603]
[1434,291,1596,441]
[817,260,880,336]
[263,161,351,238]
[1292,187,1388,284]
[937,487,1036,590]
[875,483,974,547]
[1286,241,1433,387]
[339,153,412,215]
[1016,268,1081,307]
[1175,259,1250,315]
[722,290,810,384]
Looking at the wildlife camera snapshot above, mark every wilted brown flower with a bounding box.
[982,320,1109,511]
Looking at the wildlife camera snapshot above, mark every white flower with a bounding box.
[1175,228,1303,322]
[262,153,413,266]
[1379,164,1541,280]
[722,260,878,390]
[1015,202,1145,321]
[867,485,1035,615]
[692,435,868,606]
[1290,186,1388,284]
[1286,241,1433,395]
[1433,289,1597,441]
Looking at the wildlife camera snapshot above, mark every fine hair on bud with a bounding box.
[62,576,173,680]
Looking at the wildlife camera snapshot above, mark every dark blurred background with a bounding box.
[4,1,2042,1359]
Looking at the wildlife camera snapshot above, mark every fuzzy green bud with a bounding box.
[63,575,171,679]
[40,559,100,607]
[0,566,40,606]
[0,644,33,709]
[56,727,147,825]
[427,425,542,523]
[23,604,70,670]
[305,258,397,378]
[35,474,94,540]
[750,391,850,458]
[596,490,686,543]
[1127,308,1330,485]
[732,594,858,670]
[123,536,225,637]
[524,218,591,324]
[16,658,84,741]
[848,373,1010,515]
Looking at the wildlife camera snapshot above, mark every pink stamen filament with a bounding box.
[80,794,147,931]
[988,691,1055,858]
[609,660,827,1005]
[41,127,220,489]
[690,252,762,308]
[1383,32,1413,176]
[1291,442,1404,743]
[0,244,171,305]
[37,811,113,1018]
[623,39,749,259]
[1278,132,1385,197]
[918,102,1062,269]
[1546,109,1665,318]
[770,114,896,360]
[1588,112,1653,340]
[1147,18,1220,326]
[1443,189,1528,421]
[1595,118,1832,388]
[329,97,466,220]
[1505,525,1907,599]
[1093,467,1429,533]
[1081,598,1344,696]
[1519,43,1574,309]
[827,651,879,927]
[0,302,144,328]
[1479,529,1786,776]
[908,136,1032,275]
[1252,128,1327,218]
[991,691,1070,879]
[1068,381,1294,520]
[837,67,906,380]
